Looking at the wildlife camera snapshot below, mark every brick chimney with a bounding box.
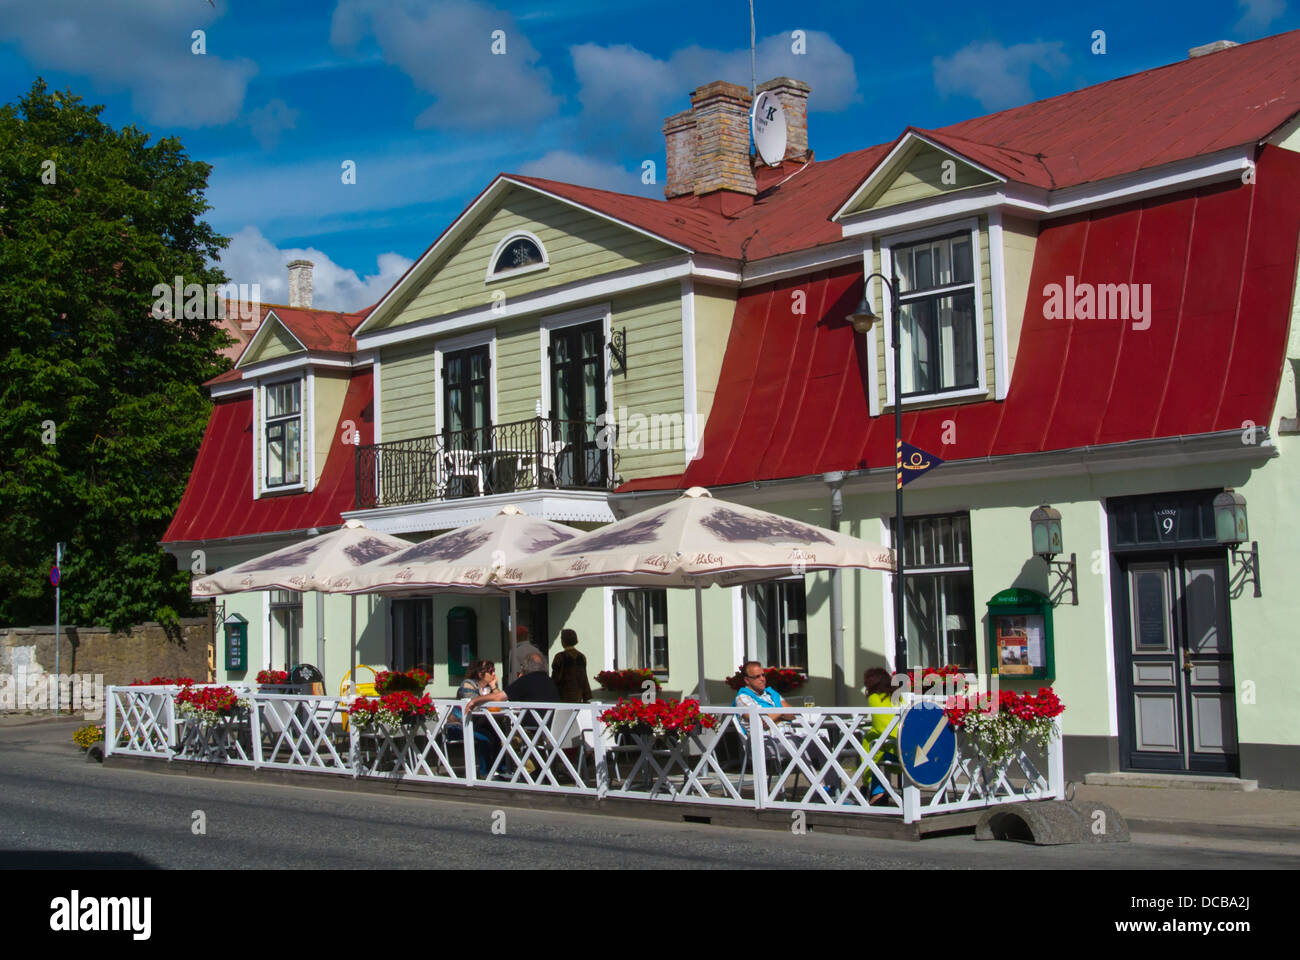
[287,259,313,309]
[663,108,698,199]
[691,81,756,197]
[755,77,811,162]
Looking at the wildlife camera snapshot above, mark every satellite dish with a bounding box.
[751,91,788,166]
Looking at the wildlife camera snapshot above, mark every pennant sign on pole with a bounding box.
[899,441,945,488]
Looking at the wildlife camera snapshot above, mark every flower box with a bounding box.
[598,698,717,741]
[349,691,437,731]
[944,687,1064,771]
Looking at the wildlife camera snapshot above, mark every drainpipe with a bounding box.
[824,471,847,706]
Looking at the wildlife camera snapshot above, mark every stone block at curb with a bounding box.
[975,799,1129,845]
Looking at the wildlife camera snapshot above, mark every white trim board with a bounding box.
[832,129,1010,222]
[838,146,1254,238]
[681,279,699,463]
[343,488,618,533]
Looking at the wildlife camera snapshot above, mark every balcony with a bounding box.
[354,416,616,510]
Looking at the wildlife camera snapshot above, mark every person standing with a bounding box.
[550,629,592,703]
[507,624,541,681]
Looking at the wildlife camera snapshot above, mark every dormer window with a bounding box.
[265,379,302,488]
[893,232,978,397]
[487,232,548,281]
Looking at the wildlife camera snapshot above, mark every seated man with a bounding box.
[732,661,840,797]
[465,652,561,776]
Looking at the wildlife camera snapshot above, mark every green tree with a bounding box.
[0,80,233,631]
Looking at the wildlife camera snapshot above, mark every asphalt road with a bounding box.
[2,719,1297,870]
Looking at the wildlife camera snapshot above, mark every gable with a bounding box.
[840,141,998,218]
[239,315,306,365]
[370,186,681,333]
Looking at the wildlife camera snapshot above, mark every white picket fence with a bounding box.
[105,686,1063,824]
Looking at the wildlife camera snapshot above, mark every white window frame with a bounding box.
[611,587,670,675]
[740,577,810,670]
[486,230,549,284]
[880,218,987,409]
[897,511,977,672]
[433,328,498,435]
[258,375,306,495]
[269,588,303,669]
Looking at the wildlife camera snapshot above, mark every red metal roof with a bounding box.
[503,32,1300,266]
[636,144,1300,491]
[268,306,368,354]
[163,371,373,543]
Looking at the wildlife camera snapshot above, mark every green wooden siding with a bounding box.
[380,340,436,443]
[374,187,680,332]
[609,285,685,479]
[242,318,303,365]
[845,142,997,216]
[497,316,542,426]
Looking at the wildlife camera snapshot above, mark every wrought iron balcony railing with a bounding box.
[354,416,616,510]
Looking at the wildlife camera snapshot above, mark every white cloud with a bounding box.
[0,0,257,127]
[247,99,300,151]
[215,226,413,313]
[569,31,860,157]
[330,0,559,130]
[516,150,658,195]
[932,40,1069,110]
[1235,0,1286,31]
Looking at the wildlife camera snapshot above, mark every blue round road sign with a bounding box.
[50,565,60,587]
[898,700,957,789]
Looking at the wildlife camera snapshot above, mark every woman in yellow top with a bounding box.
[863,667,899,805]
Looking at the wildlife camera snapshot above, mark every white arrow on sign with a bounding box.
[913,712,949,766]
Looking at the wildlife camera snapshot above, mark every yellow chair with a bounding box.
[339,665,380,732]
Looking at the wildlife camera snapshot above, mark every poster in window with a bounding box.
[993,614,1044,675]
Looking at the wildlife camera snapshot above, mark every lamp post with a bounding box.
[847,274,906,671]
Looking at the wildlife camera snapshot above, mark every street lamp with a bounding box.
[846,274,907,670]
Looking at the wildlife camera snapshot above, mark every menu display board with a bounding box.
[985,588,1055,681]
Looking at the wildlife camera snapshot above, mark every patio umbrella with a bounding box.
[191,519,411,690]
[506,487,894,703]
[335,505,582,680]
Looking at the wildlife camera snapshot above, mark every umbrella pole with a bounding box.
[509,589,518,676]
[695,583,708,705]
[350,594,357,697]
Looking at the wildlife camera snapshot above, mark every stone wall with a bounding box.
[1,618,213,689]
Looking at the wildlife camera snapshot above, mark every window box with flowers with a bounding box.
[944,687,1064,793]
[348,691,439,775]
[174,684,252,761]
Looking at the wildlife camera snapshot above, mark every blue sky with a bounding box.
[1,0,1296,310]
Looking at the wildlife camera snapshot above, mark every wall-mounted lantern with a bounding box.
[607,328,627,375]
[1030,505,1077,605]
[1213,488,1261,597]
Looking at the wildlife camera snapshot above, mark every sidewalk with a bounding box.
[1073,782,1300,840]
[0,713,90,728]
